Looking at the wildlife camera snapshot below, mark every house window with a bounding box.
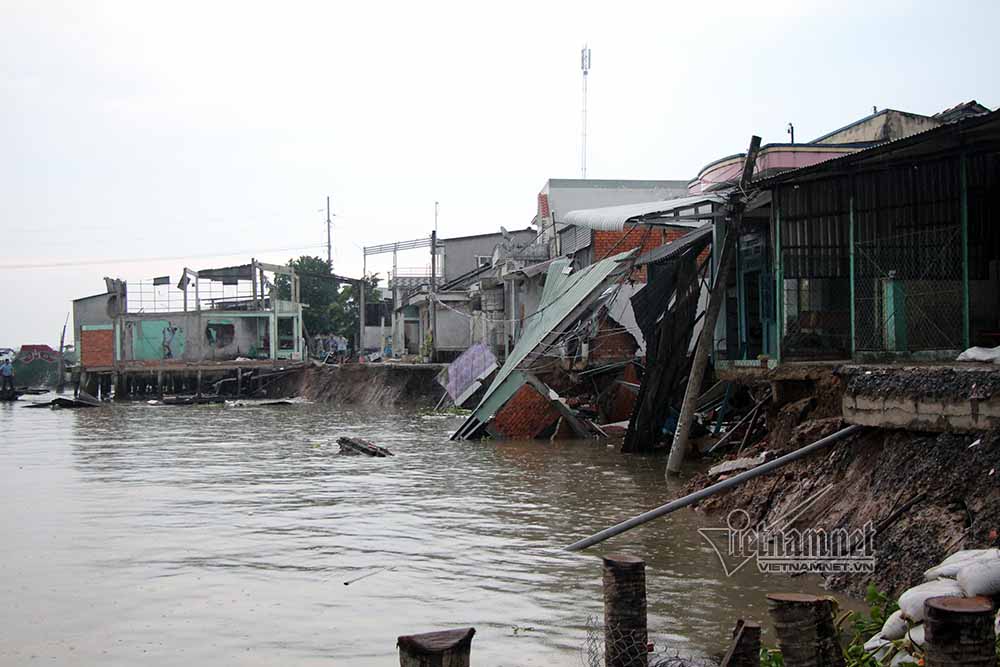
[475,255,492,269]
[205,322,235,348]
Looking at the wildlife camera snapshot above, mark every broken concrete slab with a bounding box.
[708,453,768,477]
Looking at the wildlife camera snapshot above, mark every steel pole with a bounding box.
[565,424,864,551]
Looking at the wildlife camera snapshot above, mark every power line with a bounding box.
[0,244,328,271]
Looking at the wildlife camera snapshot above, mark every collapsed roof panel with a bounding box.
[452,249,636,440]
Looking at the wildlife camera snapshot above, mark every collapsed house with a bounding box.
[452,249,639,440]
[72,259,308,398]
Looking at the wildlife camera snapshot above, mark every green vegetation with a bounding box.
[276,255,381,338]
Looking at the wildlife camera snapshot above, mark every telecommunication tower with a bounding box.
[581,45,591,179]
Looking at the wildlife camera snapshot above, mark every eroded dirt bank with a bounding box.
[687,408,1000,598]
[297,363,446,408]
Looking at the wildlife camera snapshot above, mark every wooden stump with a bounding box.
[397,627,475,667]
[720,620,761,667]
[766,593,844,667]
[924,596,996,667]
[603,554,648,667]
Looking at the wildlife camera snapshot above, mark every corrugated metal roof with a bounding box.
[562,194,726,231]
[452,249,635,440]
[755,108,1000,187]
[635,223,713,267]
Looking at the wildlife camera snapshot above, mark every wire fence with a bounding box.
[126,280,262,313]
[854,224,964,353]
[581,615,717,667]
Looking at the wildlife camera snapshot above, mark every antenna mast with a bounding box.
[581,44,591,179]
[326,196,333,268]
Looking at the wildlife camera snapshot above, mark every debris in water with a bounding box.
[343,566,394,586]
[337,436,394,457]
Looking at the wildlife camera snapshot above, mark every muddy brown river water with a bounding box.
[0,398,848,666]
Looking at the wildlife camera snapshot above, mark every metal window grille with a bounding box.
[853,224,963,353]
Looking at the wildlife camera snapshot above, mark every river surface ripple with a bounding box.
[0,398,837,666]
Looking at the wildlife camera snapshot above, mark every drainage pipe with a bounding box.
[564,424,865,552]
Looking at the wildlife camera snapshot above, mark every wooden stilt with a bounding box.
[766,593,844,667]
[603,554,648,667]
[720,620,761,667]
[925,596,995,667]
[397,627,475,667]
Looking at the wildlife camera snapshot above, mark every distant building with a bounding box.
[73,260,306,374]
[388,228,536,361]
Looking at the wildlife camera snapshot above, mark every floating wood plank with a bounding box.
[337,436,394,457]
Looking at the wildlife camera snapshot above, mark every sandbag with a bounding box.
[956,345,1000,363]
[890,649,917,666]
[904,624,925,649]
[925,549,1000,580]
[880,609,908,640]
[957,556,1000,596]
[898,579,964,621]
[863,634,893,664]
[865,633,891,652]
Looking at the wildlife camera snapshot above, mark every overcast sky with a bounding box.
[2,0,997,345]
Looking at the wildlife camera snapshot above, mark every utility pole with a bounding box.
[581,44,591,178]
[430,229,437,362]
[666,135,762,476]
[326,196,333,269]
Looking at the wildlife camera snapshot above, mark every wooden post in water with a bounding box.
[720,620,761,667]
[397,627,475,667]
[196,369,203,398]
[766,593,844,667]
[925,596,996,667]
[236,368,243,398]
[602,554,648,667]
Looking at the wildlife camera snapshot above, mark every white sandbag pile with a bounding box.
[898,579,964,622]
[862,548,1000,664]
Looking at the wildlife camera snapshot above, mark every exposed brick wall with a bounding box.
[606,362,640,422]
[592,226,693,281]
[590,317,638,363]
[81,329,114,368]
[493,384,560,439]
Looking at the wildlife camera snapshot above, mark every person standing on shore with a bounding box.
[1,358,14,396]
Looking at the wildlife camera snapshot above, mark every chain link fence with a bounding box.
[854,224,964,353]
[581,615,718,667]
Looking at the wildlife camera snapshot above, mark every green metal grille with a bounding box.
[853,224,964,353]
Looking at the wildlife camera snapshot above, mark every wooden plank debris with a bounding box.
[337,436,394,457]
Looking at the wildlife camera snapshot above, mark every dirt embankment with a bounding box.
[687,401,1000,598]
[297,363,445,408]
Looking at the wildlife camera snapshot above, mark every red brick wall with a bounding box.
[81,329,114,368]
[607,362,640,422]
[590,318,638,363]
[593,226,692,281]
[493,384,560,439]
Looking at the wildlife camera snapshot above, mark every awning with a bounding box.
[197,264,254,284]
[562,193,726,231]
[635,223,713,266]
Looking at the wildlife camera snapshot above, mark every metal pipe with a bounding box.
[565,424,864,551]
